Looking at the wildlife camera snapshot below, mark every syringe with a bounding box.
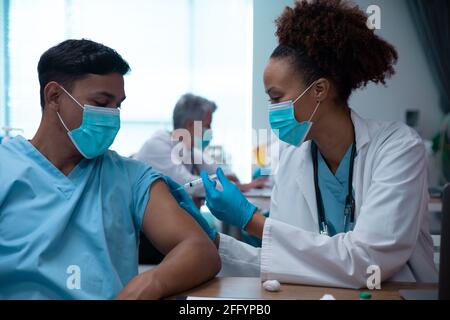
[176,174,218,191]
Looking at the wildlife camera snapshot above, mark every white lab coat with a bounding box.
[218,111,438,288]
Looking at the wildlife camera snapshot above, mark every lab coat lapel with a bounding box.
[293,110,370,228]
[350,110,371,219]
[351,110,370,152]
[295,141,319,226]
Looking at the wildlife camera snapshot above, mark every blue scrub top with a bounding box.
[0,136,164,299]
[317,144,353,236]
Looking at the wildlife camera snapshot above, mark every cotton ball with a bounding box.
[263,280,281,292]
[320,294,336,300]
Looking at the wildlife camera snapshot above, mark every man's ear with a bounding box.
[44,82,63,112]
[313,78,330,102]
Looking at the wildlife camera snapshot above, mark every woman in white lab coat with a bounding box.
[171,0,438,288]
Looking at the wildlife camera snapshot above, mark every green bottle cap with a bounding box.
[359,292,372,300]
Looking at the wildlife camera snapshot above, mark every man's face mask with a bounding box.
[57,85,121,159]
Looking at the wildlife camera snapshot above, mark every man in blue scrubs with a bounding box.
[0,39,220,299]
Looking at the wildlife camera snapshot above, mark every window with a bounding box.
[2,0,253,180]
[0,0,8,131]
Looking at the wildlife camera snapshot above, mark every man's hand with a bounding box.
[116,271,164,300]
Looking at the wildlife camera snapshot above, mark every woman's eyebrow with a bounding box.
[266,87,280,95]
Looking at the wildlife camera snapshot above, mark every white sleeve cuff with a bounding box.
[217,233,261,277]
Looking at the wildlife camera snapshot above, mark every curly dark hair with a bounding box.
[271,0,398,103]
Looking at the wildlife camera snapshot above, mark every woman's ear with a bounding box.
[313,78,330,102]
[44,82,63,112]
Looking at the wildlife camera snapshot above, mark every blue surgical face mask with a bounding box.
[268,81,320,147]
[57,86,121,159]
[194,129,212,150]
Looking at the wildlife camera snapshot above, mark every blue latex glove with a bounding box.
[200,167,257,230]
[165,176,217,241]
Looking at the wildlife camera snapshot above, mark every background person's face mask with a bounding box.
[57,86,121,159]
[268,81,320,147]
[194,129,212,150]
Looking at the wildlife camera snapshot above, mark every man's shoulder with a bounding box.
[0,139,34,185]
[103,150,162,179]
[0,137,29,166]
[104,150,148,168]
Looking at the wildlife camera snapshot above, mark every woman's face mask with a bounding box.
[268,81,320,147]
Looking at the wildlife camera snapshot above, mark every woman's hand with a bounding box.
[200,168,257,230]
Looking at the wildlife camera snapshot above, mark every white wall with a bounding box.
[252,0,292,132]
[252,0,443,140]
[350,0,443,139]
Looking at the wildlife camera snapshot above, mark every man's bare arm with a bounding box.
[116,179,221,299]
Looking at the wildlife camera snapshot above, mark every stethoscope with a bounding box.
[311,141,357,236]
